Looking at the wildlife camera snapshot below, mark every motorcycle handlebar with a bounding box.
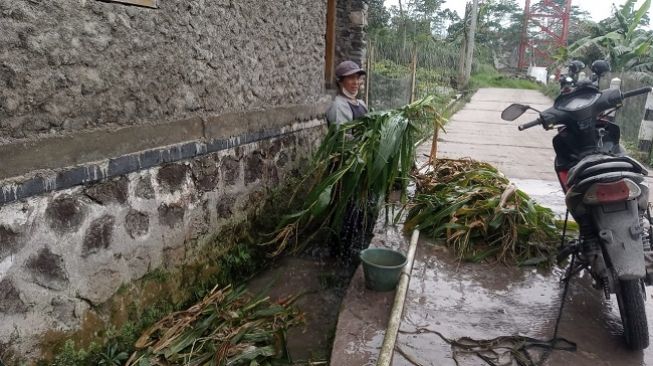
[518,118,542,131]
[623,86,652,99]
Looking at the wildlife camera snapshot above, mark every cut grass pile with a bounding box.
[405,159,560,266]
[264,97,446,255]
[126,285,303,366]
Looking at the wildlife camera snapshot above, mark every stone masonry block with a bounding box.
[0,225,21,261]
[216,194,237,219]
[221,156,241,186]
[82,215,115,257]
[268,138,282,158]
[45,195,86,234]
[84,176,128,205]
[135,174,155,199]
[266,163,279,185]
[26,247,69,291]
[125,209,149,239]
[0,278,27,314]
[79,268,121,306]
[157,164,188,193]
[190,155,220,192]
[280,134,297,148]
[245,151,265,184]
[277,151,289,168]
[244,189,266,212]
[158,203,185,228]
[50,296,77,324]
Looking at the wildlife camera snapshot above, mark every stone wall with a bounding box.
[0,0,370,361]
[336,0,368,70]
[0,121,324,360]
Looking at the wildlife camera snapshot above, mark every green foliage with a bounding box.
[568,0,653,81]
[621,140,652,166]
[406,159,560,266]
[98,344,129,366]
[387,0,447,39]
[139,268,169,283]
[50,341,101,366]
[265,97,446,255]
[540,82,561,99]
[373,59,410,78]
[366,0,391,32]
[469,67,541,90]
[126,285,302,366]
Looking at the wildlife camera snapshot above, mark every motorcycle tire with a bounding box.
[615,279,649,350]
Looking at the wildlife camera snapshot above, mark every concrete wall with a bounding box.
[0,0,325,140]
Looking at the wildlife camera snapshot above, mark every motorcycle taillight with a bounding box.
[557,170,569,192]
[583,179,641,205]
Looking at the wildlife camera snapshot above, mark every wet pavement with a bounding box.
[246,255,351,364]
[330,88,653,365]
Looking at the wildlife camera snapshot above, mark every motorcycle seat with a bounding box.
[567,154,647,187]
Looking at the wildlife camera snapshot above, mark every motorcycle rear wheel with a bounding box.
[615,279,649,350]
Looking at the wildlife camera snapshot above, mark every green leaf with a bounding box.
[311,185,333,217]
[628,0,651,35]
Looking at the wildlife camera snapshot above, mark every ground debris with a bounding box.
[399,327,576,366]
[126,284,303,366]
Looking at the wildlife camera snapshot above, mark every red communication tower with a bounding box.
[518,0,572,69]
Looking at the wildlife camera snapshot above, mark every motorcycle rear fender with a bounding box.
[566,177,648,219]
[592,199,646,280]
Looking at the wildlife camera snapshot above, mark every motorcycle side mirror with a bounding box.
[501,103,530,121]
[591,60,611,78]
[568,60,585,75]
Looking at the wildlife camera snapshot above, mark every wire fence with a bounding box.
[596,72,651,164]
[365,37,461,111]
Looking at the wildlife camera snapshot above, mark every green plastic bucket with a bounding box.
[360,248,407,292]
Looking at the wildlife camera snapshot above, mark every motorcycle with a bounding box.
[501,62,653,350]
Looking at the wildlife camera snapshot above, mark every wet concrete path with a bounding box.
[331,88,653,365]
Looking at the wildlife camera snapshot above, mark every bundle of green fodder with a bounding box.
[264,97,446,256]
[126,285,302,366]
[405,159,560,266]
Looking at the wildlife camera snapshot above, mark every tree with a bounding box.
[366,0,391,33]
[387,0,446,40]
[446,0,522,69]
[569,0,653,81]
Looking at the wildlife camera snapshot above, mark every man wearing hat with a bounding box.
[326,60,368,125]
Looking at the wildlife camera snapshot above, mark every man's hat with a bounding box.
[335,61,366,79]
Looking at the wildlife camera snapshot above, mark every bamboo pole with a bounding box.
[325,0,337,88]
[376,230,420,366]
[462,0,479,87]
[366,41,373,106]
[410,44,418,103]
[429,129,439,163]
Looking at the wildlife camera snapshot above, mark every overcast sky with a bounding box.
[384,0,650,23]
